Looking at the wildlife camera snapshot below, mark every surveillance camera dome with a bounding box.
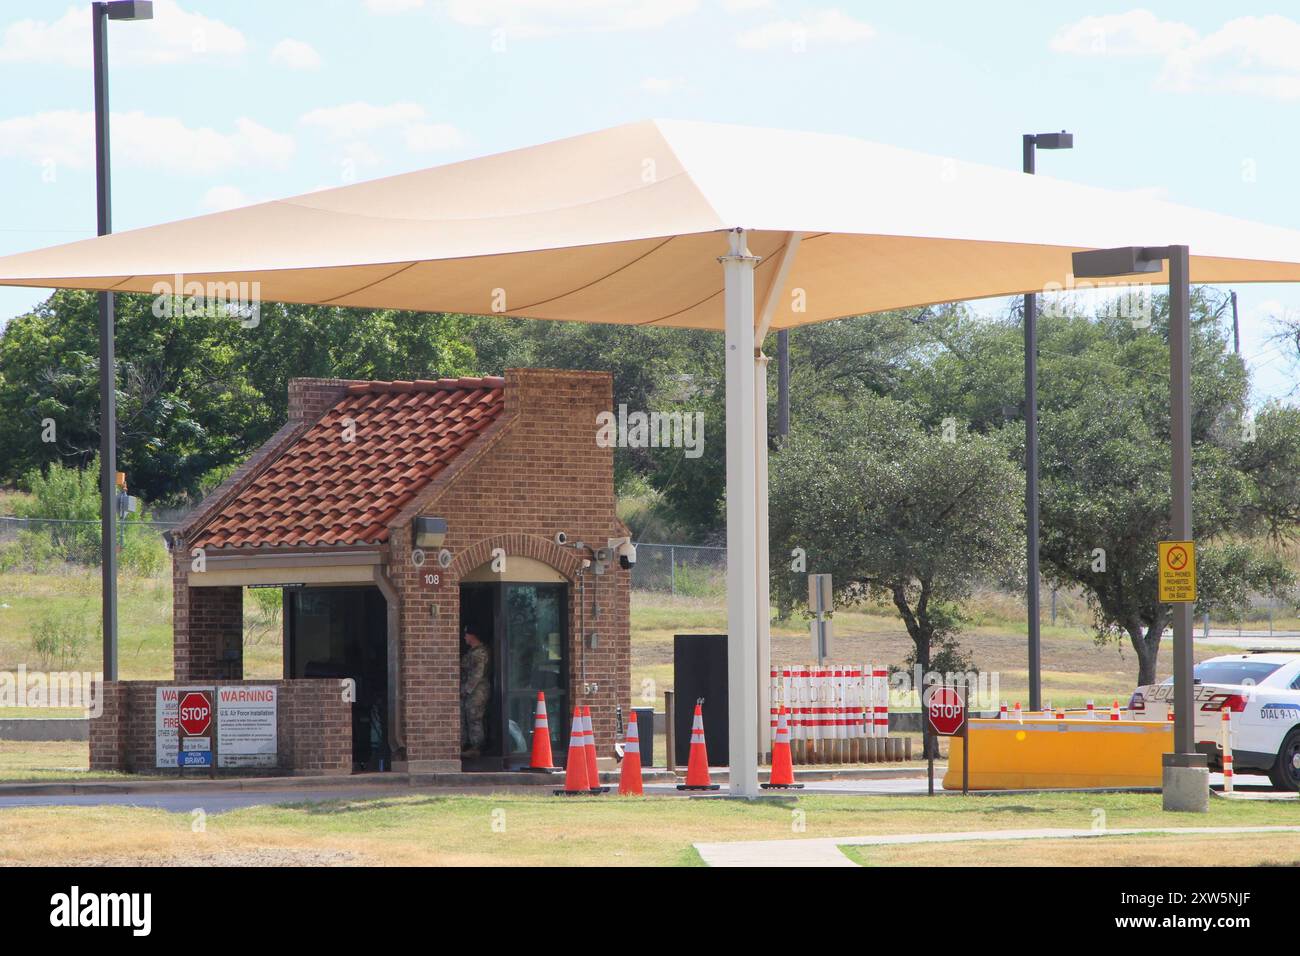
[616,539,636,569]
[554,531,568,546]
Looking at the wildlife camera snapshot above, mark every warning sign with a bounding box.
[216,685,278,769]
[1158,540,1197,603]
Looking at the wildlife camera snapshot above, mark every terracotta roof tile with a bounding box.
[192,377,506,549]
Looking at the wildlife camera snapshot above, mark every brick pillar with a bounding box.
[88,680,126,772]
[288,378,352,422]
[176,584,243,681]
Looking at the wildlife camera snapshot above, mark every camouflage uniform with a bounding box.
[460,643,491,752]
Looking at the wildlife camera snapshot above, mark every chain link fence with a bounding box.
[630,542,726,596]
[0,516,178,575]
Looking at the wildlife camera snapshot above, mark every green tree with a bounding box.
[769,394,1024,692]
[0,291,477,502]
[914,291,1296,686]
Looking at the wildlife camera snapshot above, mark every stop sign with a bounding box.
[178,691,212,736]
[926,686,965,736]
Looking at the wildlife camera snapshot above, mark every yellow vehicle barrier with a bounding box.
[943,718,1173,790]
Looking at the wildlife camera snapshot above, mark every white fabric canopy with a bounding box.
[8,118,1300,797]
[3,119,1300,328]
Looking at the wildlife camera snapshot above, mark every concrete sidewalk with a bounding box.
[694,824,1300,867]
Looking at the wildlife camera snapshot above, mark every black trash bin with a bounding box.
[632,706,655,767]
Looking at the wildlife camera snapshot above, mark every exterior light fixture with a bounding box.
[1072,244,1206,812]
[93,0,155,683]
[1021,128,1075,714]
[105,1,154,19]
[413,516,448,548]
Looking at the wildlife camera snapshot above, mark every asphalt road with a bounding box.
[0,773,1276,812]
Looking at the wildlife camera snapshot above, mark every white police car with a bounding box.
[1130,652,1300,791]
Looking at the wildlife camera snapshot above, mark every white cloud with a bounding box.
[270,38,322,70]
[639,76,684,94]
[444,0,699,37]
[404,122,466,151]
[299,102,465,168]
[736,8,875,51]
[721,0,773,11]
[365,0,426,12]
[1052,10,1300,99]
[300,102,428,139]
[0,0,246,68]
[0,111,294,175]
[1049,9,1195,57]
[200,185,257,212]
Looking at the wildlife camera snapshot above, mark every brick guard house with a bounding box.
[91,369,632,774]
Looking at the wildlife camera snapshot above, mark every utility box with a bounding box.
[632,706,655,767]
[672,634,728,767]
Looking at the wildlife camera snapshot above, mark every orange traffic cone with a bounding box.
[1110,700,1120,721]
[677,700,720,791]
[553,707,590,795]
[583,705,608,793]
[762,706,803,790]
[618,711,644,796]
[527,691,557,771]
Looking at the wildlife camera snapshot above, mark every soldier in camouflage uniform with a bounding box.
[460,627,491,756]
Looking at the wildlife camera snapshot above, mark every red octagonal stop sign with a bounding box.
[178,691,212,736]
[926,686,965,737]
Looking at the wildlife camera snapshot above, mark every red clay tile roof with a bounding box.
[192,377,507,549]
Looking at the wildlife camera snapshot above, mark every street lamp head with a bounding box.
[1033,131,1074,150]
[1072,246,1165,279]
[105,1,154,20]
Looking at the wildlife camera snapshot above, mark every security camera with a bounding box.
[554,531,568,546]
[616,539,636,570]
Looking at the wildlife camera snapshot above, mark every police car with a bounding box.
[1130,652,1300,791]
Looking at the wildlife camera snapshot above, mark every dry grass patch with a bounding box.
[844,830,1300,867]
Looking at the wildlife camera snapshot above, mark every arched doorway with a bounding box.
[459,557,569,771]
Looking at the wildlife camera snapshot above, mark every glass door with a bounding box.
[502,583,568,768]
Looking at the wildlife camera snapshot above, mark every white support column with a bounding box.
[721,228,760,797]
[752,232,799,765]
[755,349,772,758]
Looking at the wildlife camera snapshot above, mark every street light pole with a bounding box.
[1072,244,1208,812]
[92,0,153,682]
[1021,130,1072,713]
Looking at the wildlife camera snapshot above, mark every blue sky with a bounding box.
[1,0,1297,402]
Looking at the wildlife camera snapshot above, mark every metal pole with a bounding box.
[1169,245,1195,758]
[721,229,760,797]
[93,3,119,682]
[961,682,970,796]
[1230,290,1240,354]
[776,330,790,438]
[1022,134,1042,713]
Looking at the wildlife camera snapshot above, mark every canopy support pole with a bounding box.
[754,349,772,758]
[721,229,759,797]
[752,232,800,761]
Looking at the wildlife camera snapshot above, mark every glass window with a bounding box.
[1192,661,1282,685]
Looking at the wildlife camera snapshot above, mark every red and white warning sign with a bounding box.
[178,691,212,736]
[925,685,966,737]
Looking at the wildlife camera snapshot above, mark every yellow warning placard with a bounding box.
[1158,540,1197,603]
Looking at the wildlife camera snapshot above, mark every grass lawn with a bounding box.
[0,740,124,782]
[0,791,1296,866]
